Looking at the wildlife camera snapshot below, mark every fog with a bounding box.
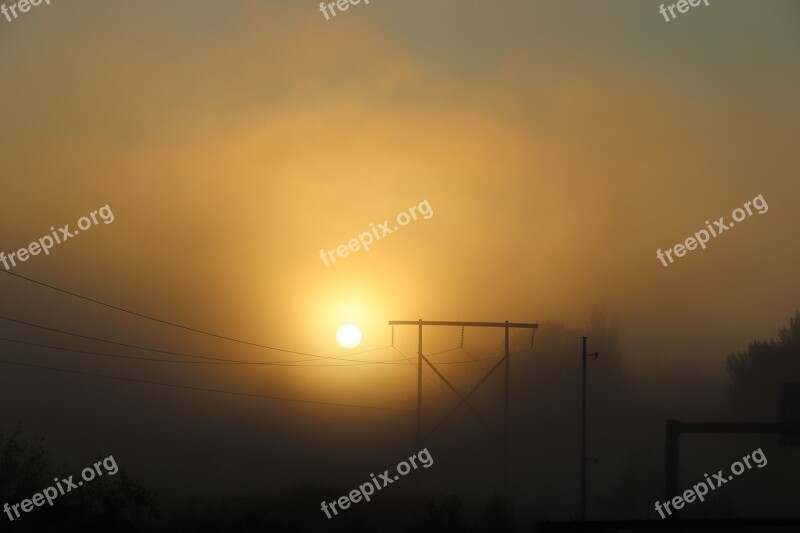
[1,1,798,531]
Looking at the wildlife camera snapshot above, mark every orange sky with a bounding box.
[1,0,799,407]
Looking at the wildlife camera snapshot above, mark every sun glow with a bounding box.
[336,324,362,349]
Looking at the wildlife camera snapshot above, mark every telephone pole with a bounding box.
[580,336,599,521]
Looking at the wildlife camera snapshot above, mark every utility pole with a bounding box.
[416,319,423,491]
[504,321,510,505]
[580,336,599,521]
[389,320,537,504]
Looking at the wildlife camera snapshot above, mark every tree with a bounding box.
[0,424,53,510]
[726,311,800,419]
[0,425,158,532]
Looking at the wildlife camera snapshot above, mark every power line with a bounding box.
[435,347,529,365]
[389,346,513,397]
[0,315,406,366]
[426,347,463,358]
[392,346,450,395]
[458,346,488,371]
[0,271,391,359]
[456,328,487,371]
[0,335,421,368]
[0,357,407,411]
[0,336,237,364]
[0,313,509,367]
[392,345,415,366]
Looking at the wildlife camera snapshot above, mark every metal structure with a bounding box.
[388,320,537,502]
[780,383,800,447]
[580,337,599,521]
[665,419,800,497]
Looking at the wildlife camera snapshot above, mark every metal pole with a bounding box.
[387,320,538,497]
[581,337,598,521]
[504,321,510,506]
[581,337,587,521]
[666,419,678,500]
[416,319,423,492]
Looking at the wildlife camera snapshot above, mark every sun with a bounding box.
[336,324,362,349]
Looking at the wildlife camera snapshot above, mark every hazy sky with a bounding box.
[1,0,798,503]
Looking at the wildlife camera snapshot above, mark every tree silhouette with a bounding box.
[416,496,464,533]
[0,424,53,509]
[726,311,800,419]
[0,425,157,532]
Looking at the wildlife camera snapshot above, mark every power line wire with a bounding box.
[391,346,450,395]
[435,347,529,365]
[0,313,506,367]
[0,271,391,360]
[0,357,407,411]
[0,315,406,366]
[0,335,419,368]
[458,346,488,371]
[0,336,237,365]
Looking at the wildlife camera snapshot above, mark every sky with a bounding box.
[1,0,799,517]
